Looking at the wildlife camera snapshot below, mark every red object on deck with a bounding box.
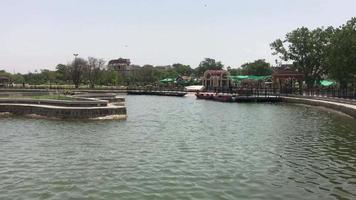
[212,94,233,102]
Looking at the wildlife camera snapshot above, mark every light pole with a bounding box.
[72,53,79,88]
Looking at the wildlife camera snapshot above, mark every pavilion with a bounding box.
[272,67,304,94]
[0,76,10,88]
[202,70,231,92]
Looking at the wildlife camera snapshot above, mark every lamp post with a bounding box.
[72,53,79,89]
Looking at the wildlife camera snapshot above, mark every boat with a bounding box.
[195,92,214,100]
[212,93,234,102]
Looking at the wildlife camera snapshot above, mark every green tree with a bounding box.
[194,58,224,77]
[11,73,24,84]
[227,68,242,76]
[172,63,193,76]
[240,59,272,76]
[40,69,57,85]
[328,17,356,89]
[69,57,87,88]
[55,64,71,84]
[87,57,105,88]
[271,26,334,88]
[99,69,122,86]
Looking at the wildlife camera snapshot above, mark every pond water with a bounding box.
[1,95,356,200]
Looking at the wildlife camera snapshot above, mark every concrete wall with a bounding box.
[282,97,356,118]
[0,104,126,119]
[0,98,108,107]
[0,94,126,119]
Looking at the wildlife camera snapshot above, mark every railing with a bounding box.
[204,87,356,100]
[3,84,356,100]
[203,87,280,98]
[302,88,356,100]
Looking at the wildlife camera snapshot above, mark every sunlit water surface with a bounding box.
[1,96,356,200]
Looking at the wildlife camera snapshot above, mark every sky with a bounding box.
[0,0,355,73]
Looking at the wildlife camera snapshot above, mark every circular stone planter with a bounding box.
[0,95,127,119]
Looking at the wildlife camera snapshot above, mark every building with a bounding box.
[108,58,131,75]
[202,70,231,91]
[272,66,304,94]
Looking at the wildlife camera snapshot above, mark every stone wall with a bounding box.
[0,93,127,119]
[0,104,126,119]
[282,97,356,118]
[0,98,108,107]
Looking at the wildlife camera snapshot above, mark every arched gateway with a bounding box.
[202,70,231,91]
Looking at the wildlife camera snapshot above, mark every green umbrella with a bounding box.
[160,78,175,83]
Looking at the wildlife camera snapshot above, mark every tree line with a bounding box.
[0,58,225,88]
[0,57,273,88]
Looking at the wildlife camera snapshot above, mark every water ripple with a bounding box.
[1,96,356,199]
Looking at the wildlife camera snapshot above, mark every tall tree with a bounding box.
[172,63,193,76]
[271,26,334,88]
[195,58,224,77]
[70,57,87,88]
[99,69,122,86]
[227,67,242,76]
[87,57,105,88]
[328,17,356,89]
[40,69,57,85]
[56,64,71,84]
[240,59,272,76]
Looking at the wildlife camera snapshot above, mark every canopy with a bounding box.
[320,80,336,87]
[229,75,271,83]
[185,85,205,92]
[159,78,175,83]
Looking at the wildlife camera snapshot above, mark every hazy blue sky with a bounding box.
[1,0,355,73]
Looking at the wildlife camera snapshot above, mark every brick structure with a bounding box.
[108,58,131,74]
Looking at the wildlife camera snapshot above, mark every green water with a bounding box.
[1,96,356,200]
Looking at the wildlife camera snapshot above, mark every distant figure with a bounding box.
[22,82,25,88]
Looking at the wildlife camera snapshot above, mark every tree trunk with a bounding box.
[339,80,348,98]
[305,77,315,89]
